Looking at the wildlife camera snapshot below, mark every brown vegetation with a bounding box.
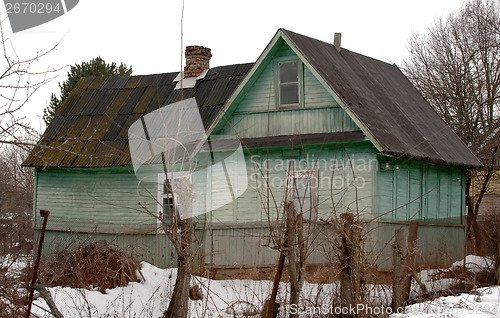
[38,240,140,292]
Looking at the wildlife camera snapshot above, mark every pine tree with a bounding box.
[43,57,132,125]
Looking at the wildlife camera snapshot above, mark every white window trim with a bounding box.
[157,171,192,233]
[275,58,304,109]
[285,169,318,221]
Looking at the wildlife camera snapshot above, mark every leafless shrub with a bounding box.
[0,253,31,318]
[482,214,500,256]
[428,260,495,291]
[38,240,140,292]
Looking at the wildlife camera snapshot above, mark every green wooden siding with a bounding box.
[33,145,466,269]
[219,42,359,138]
[233,142,378,224]
[34,167,158,233]
[375,160,465,223]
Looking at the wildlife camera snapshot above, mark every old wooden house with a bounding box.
[24,29,482,270]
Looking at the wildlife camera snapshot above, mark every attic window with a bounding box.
[278,61,303,107]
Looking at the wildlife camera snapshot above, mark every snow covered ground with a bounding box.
[393,287,500,317]
[2,254,499,317]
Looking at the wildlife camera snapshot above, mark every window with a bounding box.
[161,182,177,224]
[157,172,191,229]
[286,170,318,221]
[278,61,302,107]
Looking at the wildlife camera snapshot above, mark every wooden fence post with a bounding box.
[339,213,361,317]
[402,221,418,301]
[392,228,405,311]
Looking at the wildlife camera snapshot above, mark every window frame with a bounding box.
[157,171,192,232]
[285,169,318,221]
[275,58,304,109]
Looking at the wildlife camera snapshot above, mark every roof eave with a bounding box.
[382,151,483,169]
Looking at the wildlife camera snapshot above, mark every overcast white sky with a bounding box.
[2,0,466,131]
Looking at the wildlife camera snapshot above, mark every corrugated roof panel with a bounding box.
[153,73,176,86]
[68,89,96,116]
[56,90,84,117]
[137,74,159,88]
[133,86,158,114]
[111,141,131,166]
[111,76,132,89]
[101,76,132,90]
[41,117,67,141]
[95,115,117,139]
[24,64,251,167]
[87,77,108,90]
[162,89,183,106]
[204,77,231,107]
[22,146,40,166]
[124,76,143,89]
[55,117,84,141]
[73,77,94,90]
[102,114,129,141]
[92,90,120,115]
[79,116,105,140]
[199,105,224,129]
[35,141,64,166]
[58,141,86,167]
[80,89,108,116]
[115,113,142,140]
[71,141,99,167]
[87,141,121,167]
[193,79,215,107]
[60,116,92,142]
[120,87,146,114]
[45,140,76,167]
[106,89,133,115]
[99,77,119,89]
[143,85,173,114]
[236,63,254,75]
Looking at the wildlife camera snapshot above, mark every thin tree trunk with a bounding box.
[163,217,194,318]
[339,213,361,318]
[286,200,303,317]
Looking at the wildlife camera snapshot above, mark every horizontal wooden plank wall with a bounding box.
[34,167,159,233]
[34,220,466,270]
[474,195,500,220]
[220,42,359,138]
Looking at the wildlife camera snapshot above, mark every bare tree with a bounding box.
[403,0,500,251]
[0,19,58,147]
[0,143,34,217]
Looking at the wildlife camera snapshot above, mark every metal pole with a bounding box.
[26,209,50,318]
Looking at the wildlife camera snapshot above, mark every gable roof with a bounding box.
[213,29,482,168]
[24,29,481,169]
[23,63,252,168]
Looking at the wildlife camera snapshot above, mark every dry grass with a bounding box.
[39,240,140,292]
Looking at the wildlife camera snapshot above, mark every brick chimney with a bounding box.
[184,46,212,78]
